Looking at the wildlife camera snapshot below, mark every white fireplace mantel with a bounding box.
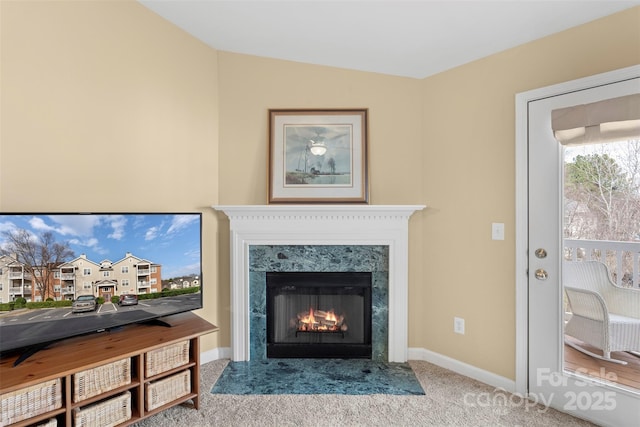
[213,204,426,362]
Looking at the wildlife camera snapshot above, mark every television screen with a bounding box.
[0,213,203,356]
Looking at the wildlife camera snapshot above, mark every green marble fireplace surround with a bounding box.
[249,245,389,361]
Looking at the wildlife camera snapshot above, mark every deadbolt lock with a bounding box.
[535,248,547,259]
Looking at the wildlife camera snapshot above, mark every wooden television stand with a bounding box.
[0,312,218,426]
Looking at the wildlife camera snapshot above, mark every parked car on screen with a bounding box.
[118,294,138,306]
[72,295,97,313]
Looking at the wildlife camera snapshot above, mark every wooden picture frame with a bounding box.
[268,109,368,203]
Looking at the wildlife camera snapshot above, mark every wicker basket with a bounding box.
[145,340,190,377]
[73,391,131,427]
[0,378,62,426]
[73,357,131,403]
[35,418,57,427]
[145,370,191,411]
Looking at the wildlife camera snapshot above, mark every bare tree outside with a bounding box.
[564,139,640,285]
[565,139,640,240]
[0,229,75,300]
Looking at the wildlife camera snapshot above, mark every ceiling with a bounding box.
[138,0,640,79]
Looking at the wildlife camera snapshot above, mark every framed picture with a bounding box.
[268,109,368,203]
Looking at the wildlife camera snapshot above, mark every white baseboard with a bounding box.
[408,347,516,393]
[201,346,231,364]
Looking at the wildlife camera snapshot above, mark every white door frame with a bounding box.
[514,64,640,395]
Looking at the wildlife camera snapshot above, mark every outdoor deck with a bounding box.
[562,239,639,393]
[564,335,640,391]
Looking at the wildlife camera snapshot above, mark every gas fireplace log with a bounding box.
[320,319,337,327]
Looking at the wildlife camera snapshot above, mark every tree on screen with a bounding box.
[0,229,75,300]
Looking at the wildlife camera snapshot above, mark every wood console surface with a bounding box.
[0,311,218,393]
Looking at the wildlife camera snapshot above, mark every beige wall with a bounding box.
[214,52,425,346]
[2,0,639,380]
[418,7,640,378]
[0,0,222,350]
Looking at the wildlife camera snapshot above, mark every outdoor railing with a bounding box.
[564,239,640,289]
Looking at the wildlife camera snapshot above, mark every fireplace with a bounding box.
[266,271,372,359]
[250,245,386,361]
[213,204,425,363]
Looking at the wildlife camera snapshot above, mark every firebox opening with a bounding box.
[266,272,372,359]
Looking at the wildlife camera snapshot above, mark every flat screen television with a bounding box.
[0,212,203,359]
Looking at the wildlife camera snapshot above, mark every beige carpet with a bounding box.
[132,359,595,427]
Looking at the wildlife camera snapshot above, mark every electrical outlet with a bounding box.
[454,317,465,335]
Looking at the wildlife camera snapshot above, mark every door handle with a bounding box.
[534,268,548,280]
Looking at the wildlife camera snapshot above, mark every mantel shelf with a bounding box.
[213,205,426,220]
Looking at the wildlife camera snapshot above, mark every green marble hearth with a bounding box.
[211,359,425,395]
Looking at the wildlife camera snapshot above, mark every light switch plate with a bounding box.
[492,223,505,240]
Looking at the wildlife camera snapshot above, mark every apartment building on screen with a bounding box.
[0,252,162,303]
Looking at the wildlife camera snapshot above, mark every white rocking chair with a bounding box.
[563,260,640,365]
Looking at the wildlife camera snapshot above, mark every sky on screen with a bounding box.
[0,213,201,279]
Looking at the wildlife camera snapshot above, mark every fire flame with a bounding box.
[297,307,344,332]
